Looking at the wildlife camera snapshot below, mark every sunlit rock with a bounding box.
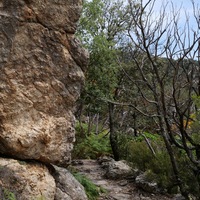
[0,0,88,166]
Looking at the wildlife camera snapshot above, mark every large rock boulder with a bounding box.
[0,158,56,200]
[0,0,88,166]
[0,0,89,198]
[0,158,88,200]
[135,172,159,193]
[104,160,133,179]
[53,165,88,200]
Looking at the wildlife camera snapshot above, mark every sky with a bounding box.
[142,0,200,29]
[86,0,200,57]
[140,0,200,58]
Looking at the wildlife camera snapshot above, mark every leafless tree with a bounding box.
[123,0,200,198]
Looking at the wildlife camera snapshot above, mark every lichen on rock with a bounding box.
[0,158,88,200]
[0,0,89,198]
[0,0,88,167]
[0,158,56,199]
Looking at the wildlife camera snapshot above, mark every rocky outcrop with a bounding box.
[0,158,88,200]
[0,0,88,166]
[98,157,133,180]
[53,165,88,200]
[105,160,133,179]
[135,172,159,193]
[0,158,56,199]
[0,0,89,199]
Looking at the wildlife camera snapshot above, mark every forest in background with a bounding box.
[72,0,200,199]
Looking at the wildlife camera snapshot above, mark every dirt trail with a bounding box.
[73,159,177,200]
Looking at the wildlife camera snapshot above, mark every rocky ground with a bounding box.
[72,159,180,200]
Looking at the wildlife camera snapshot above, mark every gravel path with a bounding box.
[72,159,177,200]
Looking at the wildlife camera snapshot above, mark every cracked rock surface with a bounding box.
[0,158,56,199]
[0,0,88,167]
[0,1,89,198]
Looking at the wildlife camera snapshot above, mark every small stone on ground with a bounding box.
[72,159,177,200]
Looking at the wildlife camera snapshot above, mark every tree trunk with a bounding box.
[87,112,92,136]
[159,118,189,199]
[108,102,120,161]
[95,113,99,135]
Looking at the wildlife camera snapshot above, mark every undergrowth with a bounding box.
[73,172,106,200]
[117,131,200,196]
[72,122,112,159]
[73,121,200,197]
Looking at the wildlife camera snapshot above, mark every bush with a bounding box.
[145,152,175,193]
[126,140,155,171]
[72,122,112,159]
[177,150,200,197]
[117,132,177,193]
[117,132,200,196]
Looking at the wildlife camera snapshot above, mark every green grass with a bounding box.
[73,172,106,200]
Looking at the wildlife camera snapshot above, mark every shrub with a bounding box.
[126,140,155,171]
[73,172,105,200]
[145,152,175,193]
[117,132,200,196]
[72,122,112,159]
[117,132,178,193]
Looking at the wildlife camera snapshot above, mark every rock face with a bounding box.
[0,0,89,199]
[53,165,88,200]
[0,0,88,166]
[0,158,56,199]
[0,158,88,200]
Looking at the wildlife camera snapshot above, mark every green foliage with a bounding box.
[73,172,105,200]
[72,123,112,159]
[191,95,200,144]
[116,132,200,195]
[177,152,200,197]
[145,152,175,192]
[116,133,179,193]
[2,188,16,200]
[1,188,47,200]
[77,0,104,48]
[116,131,161,160]
[76,0,134,114]
[135,132,160,142]
[126,140,155,171]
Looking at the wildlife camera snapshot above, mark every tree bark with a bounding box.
[108,102,120,161]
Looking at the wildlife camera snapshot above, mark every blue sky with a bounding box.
[141,0,200,58]
[142,0,200,29]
